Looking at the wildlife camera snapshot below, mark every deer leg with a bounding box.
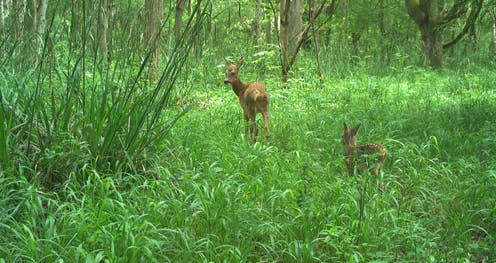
[251,118,258,141]
[247,111,257,142]
[243,114,249,138]
[262,111,269,139]
[374,152,387,176]
[374,161,383,176]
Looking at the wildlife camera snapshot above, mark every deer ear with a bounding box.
[351,124,361,136]
[343,122,348,131]
[237,58,244,68]
[224,59,230,66]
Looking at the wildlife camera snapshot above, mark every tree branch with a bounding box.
[442,0,470,23]
[287,0,327,69]
[313,0,339,33]
[443,0,483,49]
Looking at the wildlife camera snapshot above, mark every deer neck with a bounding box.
[230,78,248,98]
[344,144,357,157]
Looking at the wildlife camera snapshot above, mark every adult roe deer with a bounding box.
[224,58,269,141]
[341,123,388,176]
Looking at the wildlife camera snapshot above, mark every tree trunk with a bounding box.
[420,24,443,68]
[405,0,483,69]
[341,0,350,58]
[70,0,80,49]
[107,0,114,62]
[280,0,303,82]
[265,2,272,44]
[174,0,185,44]
[351,31,360,64]
[145,0,164,71]
[0,0,13,37]
[279,0,328,82]
[97,0,109,63]
[288,0,303,55]
[273,7,279,42]
[323,2,337,46]
[36,0,47,39]
[21,0,46,47]
[23,0,47,62]
[379,0,387,63]
[405,0,443,68]
[252,0,261,44]
[24,0,37,40]
[466,23,476,53]
[13,0,25,41]
[0,0,7,37]
[279,0,290,82]
[309,0,322,81]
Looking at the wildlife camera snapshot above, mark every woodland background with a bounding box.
[0,0,495,262]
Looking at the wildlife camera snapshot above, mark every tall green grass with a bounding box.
[0,1,210,188]
[3,62,494,262]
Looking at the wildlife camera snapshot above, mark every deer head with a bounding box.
[224,58,244,84]
[341,122,361,148]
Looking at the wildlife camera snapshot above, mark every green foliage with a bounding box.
[0,0,210,188]
[0,0,495,262]
[2,61,495,261]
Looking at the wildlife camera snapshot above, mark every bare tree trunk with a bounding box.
[174,0,185,44]
[420,24,443,68]
[252,0,261,44]
[265,6,271,43]
[24,0,37,40]
[341,0,350,59]
[97,0,109,63]
[279,0,330,83]
[405,0,483,69]
[379,0,387,63]
[13,0,26,41]
[70,0,80,49]
[309,0,322,81]
[323,2,336,46]
[34,0,47,63]
[22,0,38,65]
[24,0,47,62]
[36,0,47,39]
[107,0,114,62]
[274,7,279,41]
[279,0,290,82]
[0,0,7,37]
[0,0,13,37]
[145,0,164,71]
[288,0,303,55]
[405,0,444,68]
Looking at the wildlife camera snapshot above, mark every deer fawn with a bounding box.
[341,123,388,176]
[224,58,269,141]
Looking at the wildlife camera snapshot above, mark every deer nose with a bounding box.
[224,79,229,84]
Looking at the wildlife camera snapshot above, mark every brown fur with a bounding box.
[224,58,269,141]
[341,123,388,176]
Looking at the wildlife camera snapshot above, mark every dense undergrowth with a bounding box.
[1,55,495,262]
